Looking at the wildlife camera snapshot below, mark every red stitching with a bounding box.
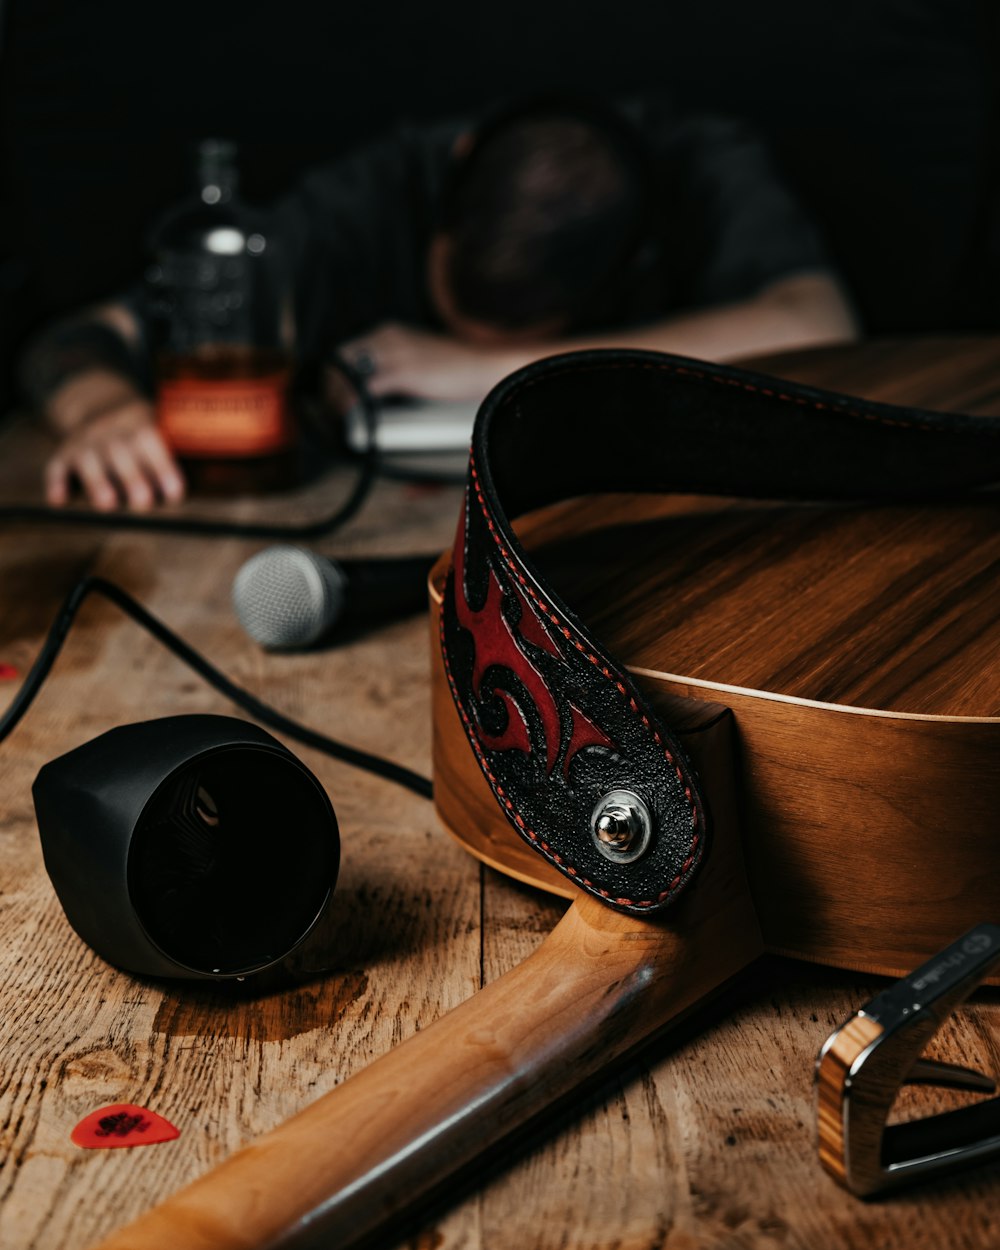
[469,453,707,888]
[505,355,997,435]
[469,459,689,776]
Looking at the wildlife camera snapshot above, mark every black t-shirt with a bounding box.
[623,101,831,311]
[265,100,831,365]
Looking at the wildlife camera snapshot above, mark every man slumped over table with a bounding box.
[20,94,858,512]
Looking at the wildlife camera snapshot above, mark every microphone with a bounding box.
[232,546,436,649]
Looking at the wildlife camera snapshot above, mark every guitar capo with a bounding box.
[816,922,1000,1196]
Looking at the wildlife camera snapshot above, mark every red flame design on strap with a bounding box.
[453,508,613,775]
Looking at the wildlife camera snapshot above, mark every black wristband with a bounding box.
[19,319,145,412]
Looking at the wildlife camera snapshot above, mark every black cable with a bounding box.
[0,575,434,801]
[0,356,381,540]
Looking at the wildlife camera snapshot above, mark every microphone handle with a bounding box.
[337,554,437,622]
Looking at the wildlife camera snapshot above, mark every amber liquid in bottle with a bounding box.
[157,344,298,494]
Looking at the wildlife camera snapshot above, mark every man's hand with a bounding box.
[338,323,526,404]
[44,369,185,511]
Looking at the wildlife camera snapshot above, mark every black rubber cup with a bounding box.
[33,714,340,980]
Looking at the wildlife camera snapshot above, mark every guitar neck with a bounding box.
[91,775,760,1250]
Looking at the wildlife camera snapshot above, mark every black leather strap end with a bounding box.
[440,475,708,915]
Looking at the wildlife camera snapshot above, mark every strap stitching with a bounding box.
[510,356,1000,434]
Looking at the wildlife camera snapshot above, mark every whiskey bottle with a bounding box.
[148,140,298,494]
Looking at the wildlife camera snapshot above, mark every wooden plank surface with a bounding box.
[1,339,999,1249]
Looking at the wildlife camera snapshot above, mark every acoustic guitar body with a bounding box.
[430,489,1000,981]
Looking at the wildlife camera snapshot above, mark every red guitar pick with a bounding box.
[71,1104,180,1149]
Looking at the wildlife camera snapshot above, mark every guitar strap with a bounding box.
[439,348,1000,915]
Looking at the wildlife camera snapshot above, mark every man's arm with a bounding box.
[574,270,859,361]
[21,303,184,511]
[337,270,859,403]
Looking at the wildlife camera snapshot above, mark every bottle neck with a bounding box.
[196,141,239,206]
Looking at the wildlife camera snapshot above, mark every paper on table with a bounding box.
[343,398,478,454]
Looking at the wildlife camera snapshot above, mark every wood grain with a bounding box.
[519,493,1000,717]
[816,1014,885,1187]
[0,449,473,1249]
[0,337,999,1250]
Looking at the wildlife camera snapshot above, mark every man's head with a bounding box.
[429,100,653,342]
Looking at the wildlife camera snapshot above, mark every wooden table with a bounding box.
[1,337,999,1250]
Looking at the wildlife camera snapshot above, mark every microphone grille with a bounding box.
[232,547,347,649]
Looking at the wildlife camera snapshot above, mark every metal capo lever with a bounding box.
[816,922,1000,1197]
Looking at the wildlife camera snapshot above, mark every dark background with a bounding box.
[1,0,997,412]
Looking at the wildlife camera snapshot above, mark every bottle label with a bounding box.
[157,373,294,458]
